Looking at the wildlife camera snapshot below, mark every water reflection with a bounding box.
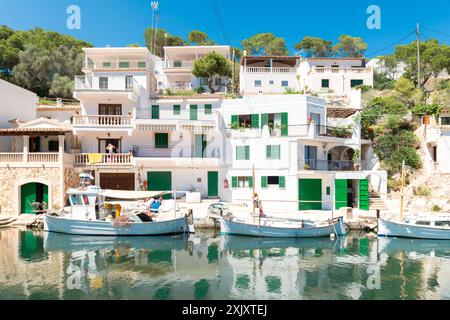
[1,227,450,300]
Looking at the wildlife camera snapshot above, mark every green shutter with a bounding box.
[281,112,288,136]
[138,61,146,68]
[204,104,212,115]
[173,105,181,115]
[251,114,259,128]
[359,179,369,211]
[231,115,238,126]
[147,171,172,199]
[261,113,269,128]
[261,176,267,188]
[152,105,159,119]
[155,133,168,149]
[266,145,280,160]
[248,176,253,188]
[174,61,182,67]
[279,176,285,188]
[232,177,238,188]
[298,178,322,210]
[236,146,249,160]
[190,105,198,120]
[335,179,348,209]
[119,62,129,68]
[207,171,219,197]
[244,146,250,160]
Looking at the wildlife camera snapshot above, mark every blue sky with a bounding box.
[0,0,449,57]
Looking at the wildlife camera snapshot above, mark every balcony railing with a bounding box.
[136,109,216,121]
[313,67,372,74]
[168,82,193,91]
[74,76,140,95]
[133,145,220,159]
[245,67,296,73]
[314,125,353,139]
[74,153,133,166]
[0,152,60,165]
[164,60,194,68]
[72,115,133,127]
[301,159,363,171]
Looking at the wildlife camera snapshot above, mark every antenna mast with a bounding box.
[416,23,422,89]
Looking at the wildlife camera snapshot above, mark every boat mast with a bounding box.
[399,160,406,221]
[252,165,256,216]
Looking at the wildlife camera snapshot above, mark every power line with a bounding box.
[422,25,450,38]
[209,0,231,45]
[366,31,416,58]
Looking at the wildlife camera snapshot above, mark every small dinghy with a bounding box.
[0,216,17,227]
[44,174,194,236]
[220,215,346,238]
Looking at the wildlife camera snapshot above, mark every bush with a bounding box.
[414,186,431,197]
[431,204,442,212]
[353,84,372,93]
[195,86,205,94]
[388,178,402,191]
[411,102,442,116]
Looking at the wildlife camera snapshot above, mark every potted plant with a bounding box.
[303,164,311,170]
[352,148,361,170]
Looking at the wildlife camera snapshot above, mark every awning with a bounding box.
[0,128,70,136]
[99,190,172,200]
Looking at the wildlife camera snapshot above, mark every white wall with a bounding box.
[0,80,38,151]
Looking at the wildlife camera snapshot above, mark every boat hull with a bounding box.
[378,218,450,240]
[220,217,345,238]
[44,214,191,236]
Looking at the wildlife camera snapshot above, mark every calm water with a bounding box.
[1,227,450,300]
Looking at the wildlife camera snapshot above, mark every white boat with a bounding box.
[44,174,194,236]
[378,215,450,240]
[220,216,346,238]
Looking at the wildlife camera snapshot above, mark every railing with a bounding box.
[314,125,353,139]
[245,67,296,73]
[136,109,216,121]
[164,60,194,68]
[72,115,133,127]
[313,67,372,74]
[74,153,133,166]
[0,153,60,164]
[74,76,140,94]
[133,145,220,159]
[168,82,193,90]
[300,159,363,171]
[84,60,147,70]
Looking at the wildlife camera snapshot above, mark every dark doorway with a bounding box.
[100,173,135,190]
[29,137,41,152]
[98,104,122,115]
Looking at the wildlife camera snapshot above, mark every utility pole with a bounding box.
[232,49,236,94]
[416,23,422,89]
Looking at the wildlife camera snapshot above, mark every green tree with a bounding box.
[333,35,368,57]
[192,51,230,93]
[379,55,401,80]
[127,43,141,47]
[241,33,289,56]
[294,36,332,57]
[145,28,186,57]
[49,75,73,98]
[188,30,215,45]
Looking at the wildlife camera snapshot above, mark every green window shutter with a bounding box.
[155,133,168,149]
[151,105,159,119]
[236,146,250,160]
[281,112,288,136]
[190,105,198,120]
[204,104,212,115]
[173,105,181,115]
[261,176,267,188]
[119,62,130,68]
[231,115,238,126]
[174,61,182,67]
[261,113,269,128]
[266,145,271,159]
[232,177,238,188]
[251,114,259,128]
[244,146,250,160]
[359,179,369,211]
[351,79,364,87]
[102,62,111,68]
[335,179,348,209]
[266,145,280,160]
[236,146,242,160]
[248,176,253,188]
[138,61,146,68]
[279,176,286,188]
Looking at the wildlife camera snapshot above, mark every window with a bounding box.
[267,176,279,185]
[119,62,130,68]
[200,78,208,86]
[281,80,289,87]
[435,221,450,227]
[305,146,317,169]
[174,61,182,68]
[138,61,146,68]
[125,76,133,89]
[232,176,253,188]
[173,105,181,115]
[351,79,364,87]
[269,80,274,85]
[151,105,160,119]
[102,62,111,68]
[261,176,285,188]
[236,146,250,160]
[204,104,212,115]
[99,77,108,89]
[155,133,169,149]
[321,79,330,88]
[415,221,431,226]
[441,117,450,125]
[255,80,262,87]
[48,141,59,152]
[326,187,331,195]
[266,145,281,160]
[215,78,222,86]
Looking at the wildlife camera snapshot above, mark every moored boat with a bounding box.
[378,215,450,240]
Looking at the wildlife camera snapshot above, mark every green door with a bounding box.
[194,134,206,158]
[147,172,172,199]
[151,105,160,119]
[298,179,322,210]
[20,183,48,214]
[207,171,219,198]
[190,105,198,120]
[359,179,369,211]
[335,179,348,209]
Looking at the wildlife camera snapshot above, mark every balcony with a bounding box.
[0,152,61,168]
[72,115,134,134]
[133,145,220,159]
[313,67,372,74]
[315,125,353,139]
[74,153,133,166]
[168,82,193,91]
[74,76,140,101]
[164,60,194,68]
[245,67,296,73]
[300,159,364,171]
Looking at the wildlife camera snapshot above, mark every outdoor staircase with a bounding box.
[369,192,389,212]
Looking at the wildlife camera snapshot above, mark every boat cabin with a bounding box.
[404,215,450,228]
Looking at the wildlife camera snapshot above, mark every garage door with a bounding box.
[147,171,172,199]
[335,179,348,209]
[100,173,135,190]
[298,179,322,210]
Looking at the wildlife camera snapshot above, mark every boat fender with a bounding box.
[330,233,336,240]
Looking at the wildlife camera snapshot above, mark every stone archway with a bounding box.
[327,145,356,162]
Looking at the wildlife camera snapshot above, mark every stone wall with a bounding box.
[0,167,61,216]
